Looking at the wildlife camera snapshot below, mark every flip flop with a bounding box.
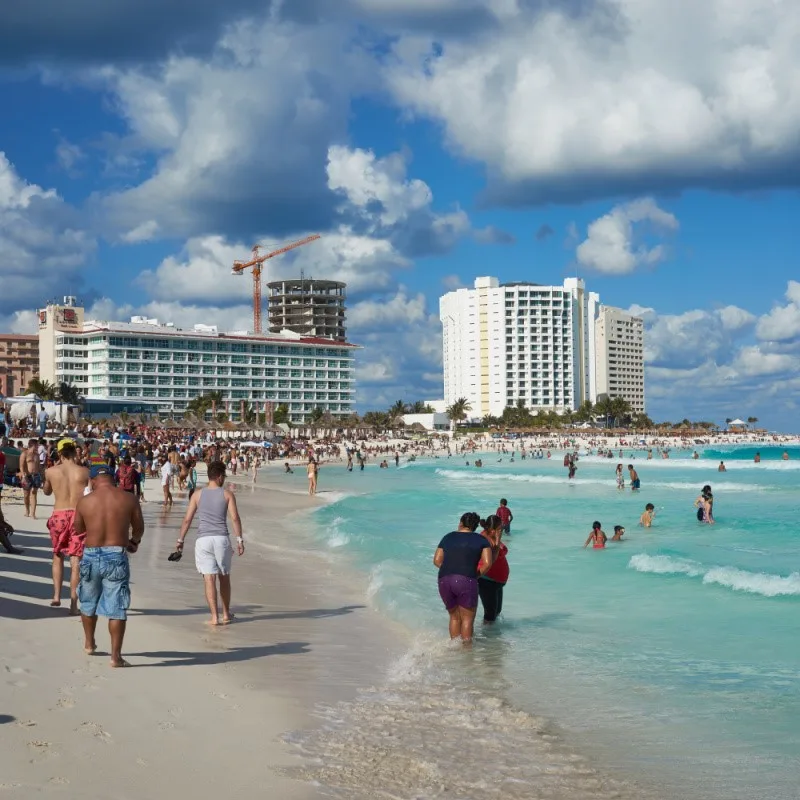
[167,551,183,562]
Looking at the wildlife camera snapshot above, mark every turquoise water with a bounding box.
[293,449,800,799]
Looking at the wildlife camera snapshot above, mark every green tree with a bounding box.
[594,396,614,427]
[747,416,758,429]
[241,403,257,425]
[25,378,58,400]
[187,390,225,418]
[446,398,472,430]
[363,410,390,430]
[307,407,325,425]
[389,400,407,417]
[273,404,290,425]
[57,382,82,404]
[610,396,632,428]
[408,400,434,414]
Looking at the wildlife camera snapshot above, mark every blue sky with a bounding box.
[1,1,798,429]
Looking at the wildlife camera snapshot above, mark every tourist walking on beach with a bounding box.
[42,439,90,612]
[73,464,144,667]
[307,458,318,496]
[628,465,640,491]
[160,456,173,506]
[433,512,492,643]
[175,461,244,626]
[21,438,42,519]
[478,515,509,624]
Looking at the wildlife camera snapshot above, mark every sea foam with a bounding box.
[629,554,800,597]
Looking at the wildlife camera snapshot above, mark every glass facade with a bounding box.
[55,329,356,423]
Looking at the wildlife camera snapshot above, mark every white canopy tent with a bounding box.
[727,419,747,426]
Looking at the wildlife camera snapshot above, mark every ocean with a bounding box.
[286,446,800,799]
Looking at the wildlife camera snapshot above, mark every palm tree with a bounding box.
[25,378,58,400]
[187,390,225,418]
[408,400,434,414]
[389,400,407,417]
[57,382,82,404]
[747,416,758,429]
[594,396,613,428]
[273,403,290,425]
[307,407,325,425]
[446,398,472,431]
[610,396,632,428]
[241,403,257,425]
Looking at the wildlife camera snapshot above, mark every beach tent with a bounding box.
[728,418,747,426]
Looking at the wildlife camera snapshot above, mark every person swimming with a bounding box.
[695,485,715,524]
[640,503,655,527]
[583,521,607,549]
[611,525,625,541]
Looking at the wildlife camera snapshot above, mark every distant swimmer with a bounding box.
[782,451,789,461]
[583,521,607,549]
[611,525,626,541]
[496,498,513,534]
[615,463,624,490]
[628,464,640,491]
[718,461,727,472]
[567,457,577,480]
[754,452,761,463]
[640,503,655,528]
[692,451,699,460]
[284,462,294,474]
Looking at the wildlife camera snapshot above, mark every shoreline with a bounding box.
[0,469,403,799]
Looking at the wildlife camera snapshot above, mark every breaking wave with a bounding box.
[629,554,800,597]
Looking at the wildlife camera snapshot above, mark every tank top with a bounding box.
[196,487,230,538]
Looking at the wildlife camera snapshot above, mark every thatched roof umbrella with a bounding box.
[409,422,427,433]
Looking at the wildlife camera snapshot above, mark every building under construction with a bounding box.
[266,279,347,342]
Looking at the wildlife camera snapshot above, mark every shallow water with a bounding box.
[287,448,800,799]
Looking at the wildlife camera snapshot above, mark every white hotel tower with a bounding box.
[440,277,645,419]
[37,296,357,423]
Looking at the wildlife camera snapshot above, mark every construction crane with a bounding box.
[232,234,321,334]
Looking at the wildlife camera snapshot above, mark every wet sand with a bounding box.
[0,469,403,799]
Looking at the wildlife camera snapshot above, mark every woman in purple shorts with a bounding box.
[433,512,493,643]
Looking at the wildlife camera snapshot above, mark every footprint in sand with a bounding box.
[27,740,50,749]
[56,696,75,710]
[49,777,70,785]
[0,782,22,789]
[168,707,182,718]
[136,758,148,767]
[15,720,37,728]
[158,721,175,731]
[212,691,229,700]
[78,722,111,742]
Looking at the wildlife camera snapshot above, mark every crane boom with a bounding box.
[232,234,321,333]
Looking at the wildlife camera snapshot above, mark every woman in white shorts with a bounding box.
[174,461,244,625]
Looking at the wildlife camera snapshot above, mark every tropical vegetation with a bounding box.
[25,379,82,404]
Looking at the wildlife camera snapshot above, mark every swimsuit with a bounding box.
[47,509,86,558]
[592,532,606,549]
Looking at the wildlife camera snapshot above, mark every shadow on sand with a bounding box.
[129,641,311,667]
[135,604,366,622]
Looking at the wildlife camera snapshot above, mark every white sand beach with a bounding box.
[0,471,402,799]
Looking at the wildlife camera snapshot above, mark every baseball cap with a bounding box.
[57,437,76,453]
[90,464,112,479]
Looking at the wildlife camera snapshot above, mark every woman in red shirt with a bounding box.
[478,515,509,623]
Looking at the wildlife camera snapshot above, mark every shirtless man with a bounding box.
[21,438,42,519]
[628,464,640,491]
[43,439,90,612]
[73,465,144,667]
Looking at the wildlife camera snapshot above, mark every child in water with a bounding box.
[615,463,624,490]
[583,521,607,549]
[611,525,626,541]
[640,503,655,528]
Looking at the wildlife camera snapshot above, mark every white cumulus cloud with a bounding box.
[577,198,678,275]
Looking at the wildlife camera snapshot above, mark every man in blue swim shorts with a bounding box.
[73,465,144,668]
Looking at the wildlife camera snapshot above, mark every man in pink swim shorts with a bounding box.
[43,439,89,614]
